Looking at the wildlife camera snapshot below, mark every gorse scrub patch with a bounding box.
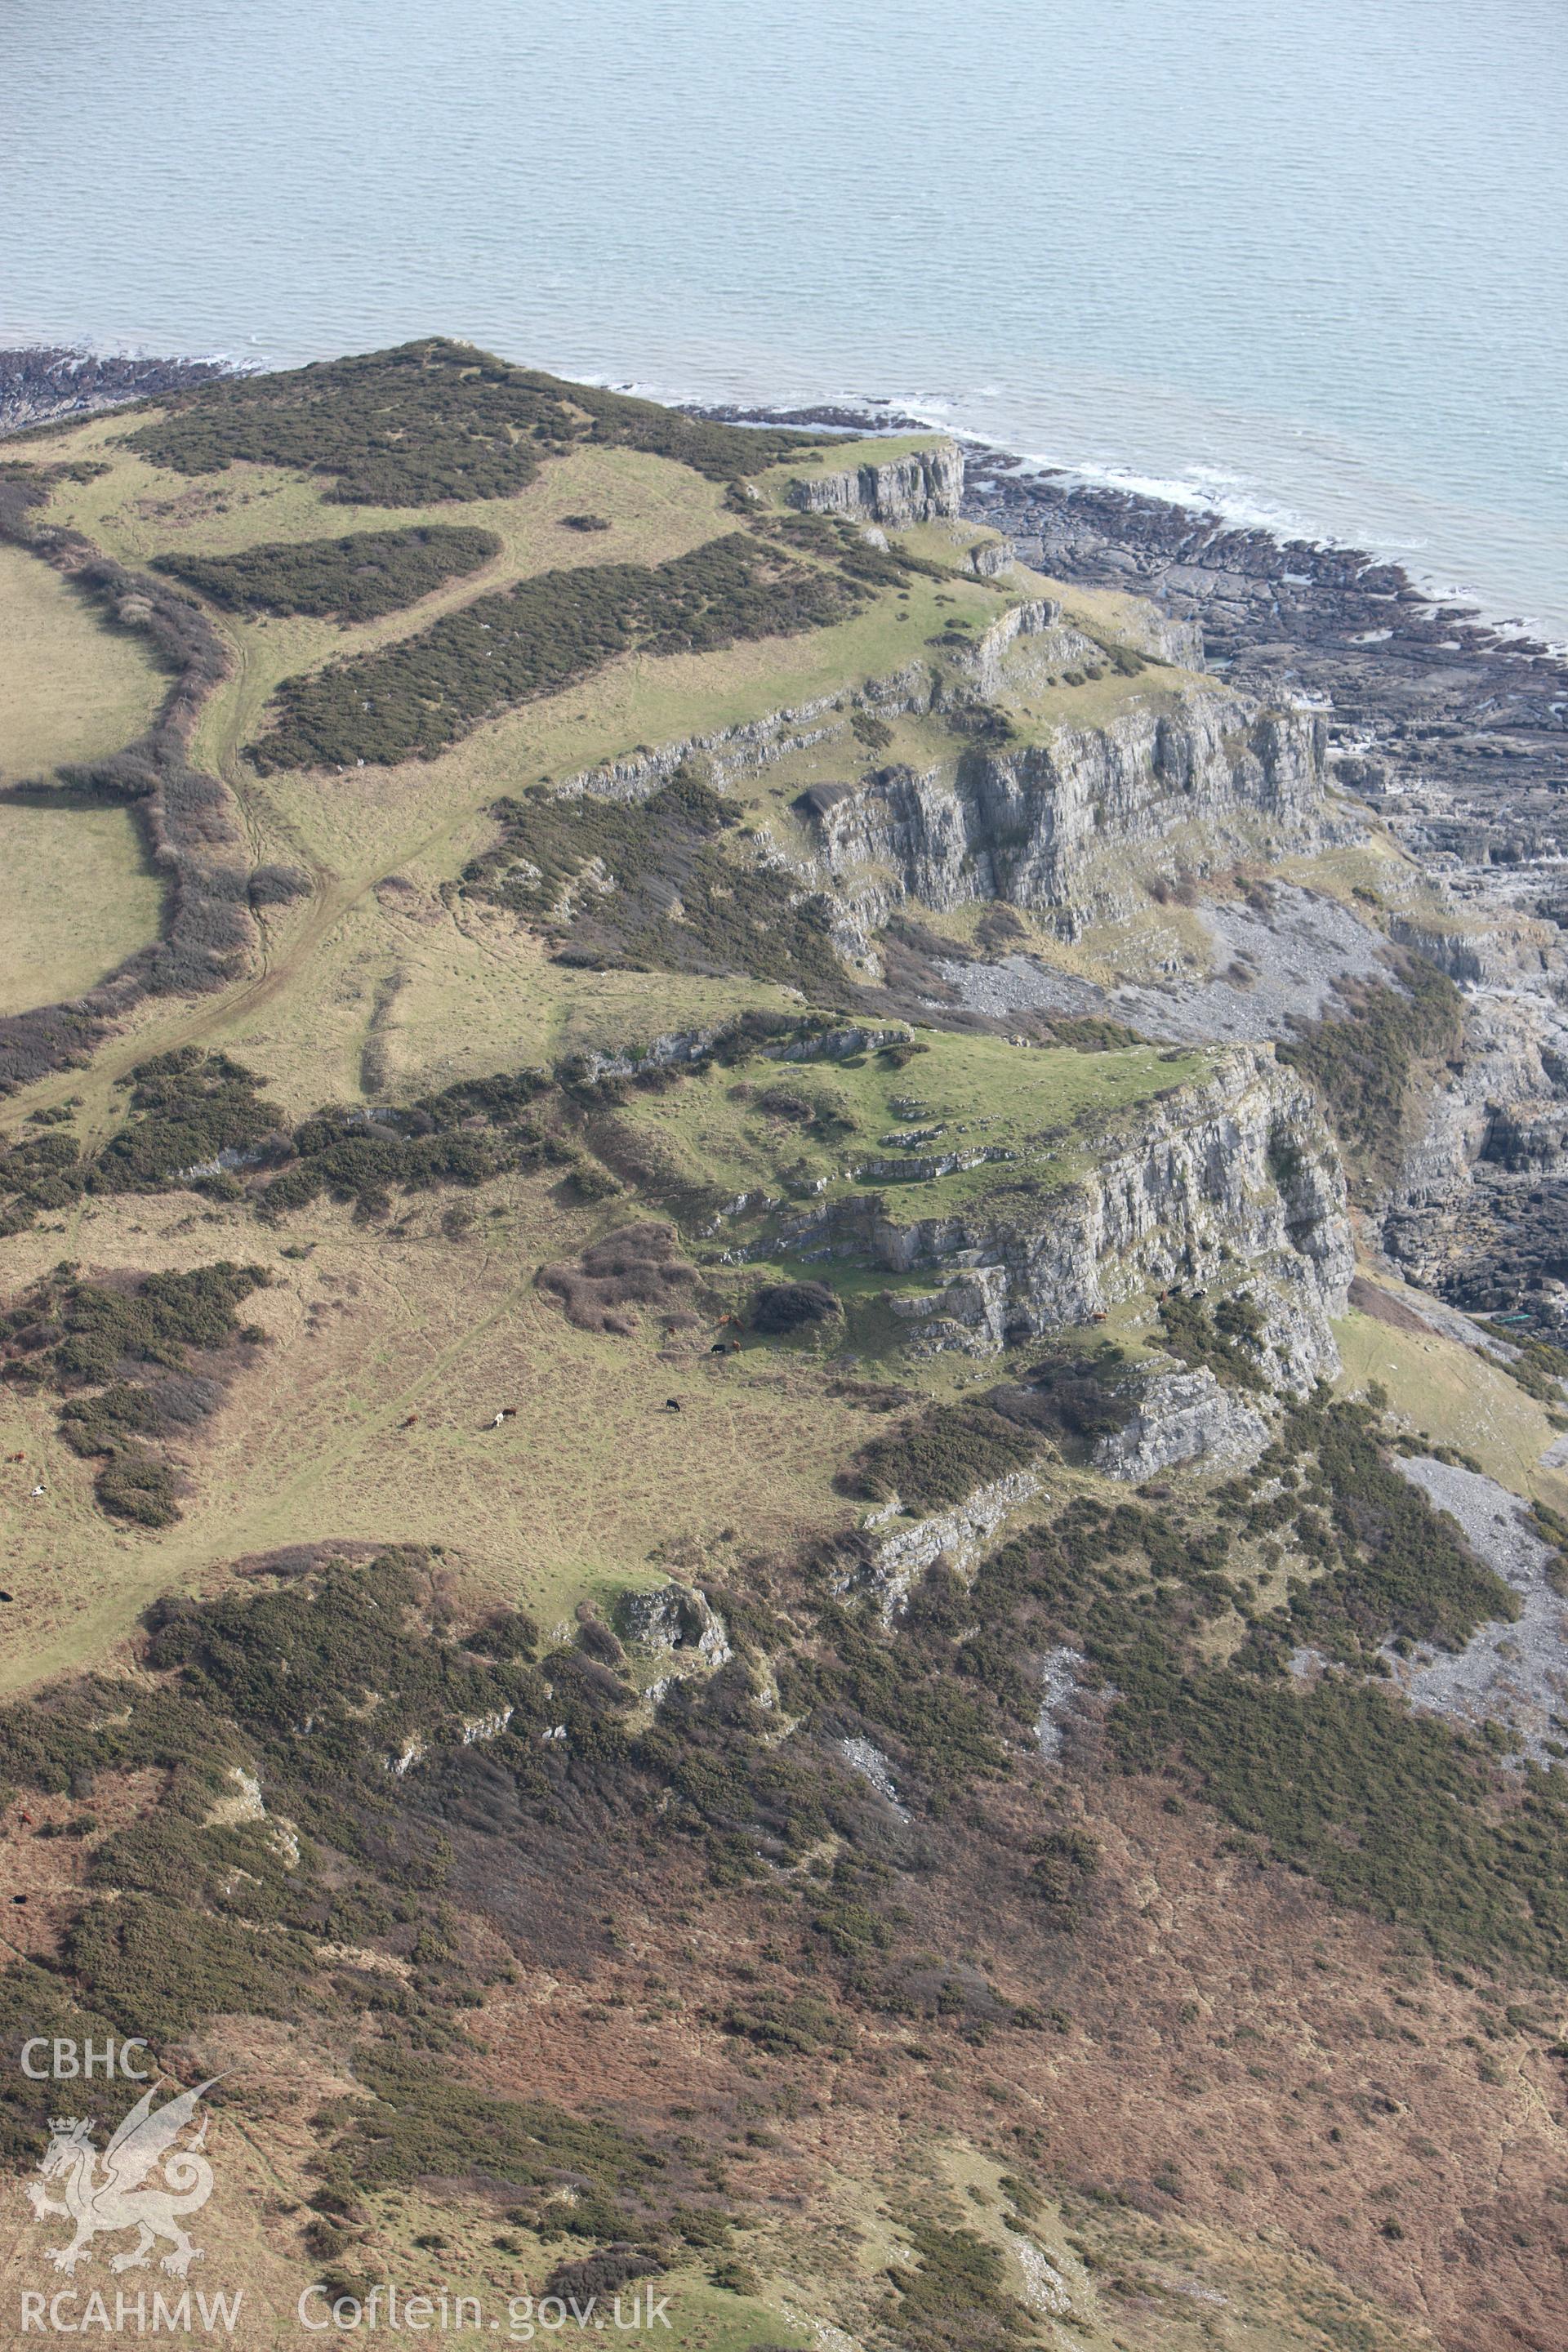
[0,1582,716,2233]
[95,1047,287,1191]
[0,1552,809,2227]
[796,1604,1006,1791]
[985,1395,1568,1974]
[2,1262,268,1389]
[466,764,737,925]
[1265,1393,1516,1655]
[239,1058,554,1218]
[1156,1290,1268,1392]
[811,1379,1568,1977]
[1028,1826,1101,1928]
[1478,1318,1568,1407]
[313,2052,666,2207]
[881,2219,1038,2352]
[464,764,850,991]
[87,1448,180,1529]
[0,1048,561,1235]
[717,1988,855,2058]
[152,524,502,621]
[771,509,956,586]
[257,1081,555,1219]
[124,338,824,506]
[1134,1668,1568,1976]
[0,1260,268,1525]
[0,1127,85,1238]
[1277,956,1463,1188]
[0,1552,548,2037]
[2,1049,287,1232]
[247,533,860,772]
[751,1280,841,1335]
[835,1398,1040,1510]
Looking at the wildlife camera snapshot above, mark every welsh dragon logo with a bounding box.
[24,2078,220,2278]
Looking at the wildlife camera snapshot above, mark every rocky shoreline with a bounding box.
[0,345,234,436]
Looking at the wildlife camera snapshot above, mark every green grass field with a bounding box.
[609,1027,1213,1223]
[0,796,163,1015]
[0,539,165,785]
[1335,1289,1568,1511]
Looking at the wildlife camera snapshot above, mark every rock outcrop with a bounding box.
[546,614,1317,954]
[617,1583,731,1668]
[944,596,1200,695]
[782,1047,1352,1383]
[846,1469,1044,1623]
[1093,1365,1270,1481]
[803,684,1326,942]
[0,345,232,434]
[787,440,964,527]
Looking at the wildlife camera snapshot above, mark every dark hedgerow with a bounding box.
[246,532,861,772]
[247,861,312,907]
[0,525,248,1093]
[124,338,825,506]
[152,524,502,622]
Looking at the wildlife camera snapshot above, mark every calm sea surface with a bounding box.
[3,0,1565,632]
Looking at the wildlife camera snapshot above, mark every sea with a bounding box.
[3,0,1564,635]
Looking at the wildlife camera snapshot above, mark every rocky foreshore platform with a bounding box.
[0,345,234,436]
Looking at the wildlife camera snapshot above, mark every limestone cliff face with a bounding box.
[546,605,1315,952]
[804,685,1325,941]
[779,1047,1352,1388]
[1394,985,1565,1214]
[787,440,964,526]
[1381,964,1568,1295]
